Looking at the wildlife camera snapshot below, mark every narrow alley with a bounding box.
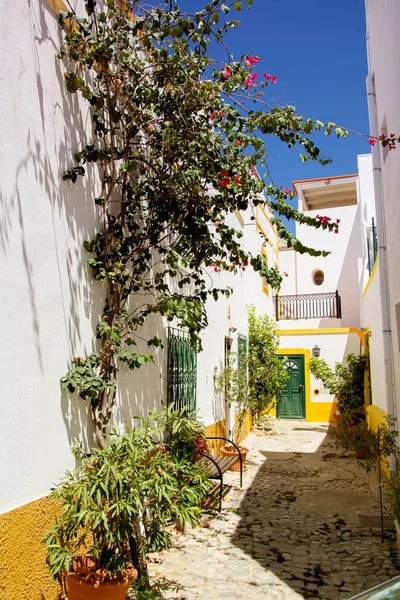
[148,419,399,600]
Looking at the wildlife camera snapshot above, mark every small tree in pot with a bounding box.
[214,350,250,468]
[43,408,211,598]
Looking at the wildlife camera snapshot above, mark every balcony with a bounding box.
[274,291,342,321]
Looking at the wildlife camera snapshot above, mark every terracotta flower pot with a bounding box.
[354,448,372,460]
[67,567,137,600]
[220,445,248,471]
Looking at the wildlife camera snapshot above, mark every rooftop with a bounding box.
[292,174,358,212]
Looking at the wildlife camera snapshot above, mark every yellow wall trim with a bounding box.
[279,327,359,336]
[362,255,379,299]
[0,496,61,600]
[235,210,244,227]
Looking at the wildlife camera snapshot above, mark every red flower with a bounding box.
[245,78,253,88]
[271,76,278,83]
[222,66,231,79]
[263,72,271,80]
[220,169,229,177]
[246,55,260,66]
[219,177,230,187]
[285,188,291,195]
[251,72,258,81]
[233,175,241,184]
[283,272,288,277]
[368,136,376,146]
[210,113,215,120]
[336,219,340,224]
[235,140,243,146]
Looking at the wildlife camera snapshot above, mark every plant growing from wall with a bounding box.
[247,305,288,421]
[58,0,360,447]
[308,353,367,415]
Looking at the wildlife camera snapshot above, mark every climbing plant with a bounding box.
[308,353,367,415]
[247,305,288,420]
[58,0,363,447]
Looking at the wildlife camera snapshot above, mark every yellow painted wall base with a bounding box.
[204,412,252,453]
[367,404,388,432]
[367,404,390,476]
[0,496,61,600]
[235,410,253,445]
[205,419,226,454]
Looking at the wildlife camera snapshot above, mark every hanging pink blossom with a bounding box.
[246,55,260,66]
[222,66,231,79]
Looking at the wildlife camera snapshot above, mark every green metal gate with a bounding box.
[167,327,197,411]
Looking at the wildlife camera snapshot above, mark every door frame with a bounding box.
[277,348,311,420]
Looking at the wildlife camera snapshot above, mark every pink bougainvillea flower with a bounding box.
[235,140,243,146]
[380,133,386,140]
[334,229,339,234]
[283,272,289,277]
[263,72,272,80]
[210,113,215,120]
[219,177,230,187]
[316,215,332,225]
[222,66,231,79]
[271,75,278,83]
[336,219,341,224]
[250,72,258,82]
[220,169,229,177]
[285,188,291,195]
[233,175,241,184]
[368,136,376,146]
[246,55,260,66]
[245,78,253,88]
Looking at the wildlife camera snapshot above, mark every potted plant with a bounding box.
[214,351,250,469]
[43,408,211,598]
[335,410,398,469]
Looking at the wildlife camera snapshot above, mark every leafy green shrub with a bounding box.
[308,353,367,415]
[43,408,211,585]
[247,305,288,421]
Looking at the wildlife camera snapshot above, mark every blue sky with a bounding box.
[187,0,370,232]
[221,0,369,181]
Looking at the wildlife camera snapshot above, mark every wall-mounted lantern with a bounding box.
[229,327,237,333]
[312,345,321,358]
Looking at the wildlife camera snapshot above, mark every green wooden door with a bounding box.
[277,355,305,419]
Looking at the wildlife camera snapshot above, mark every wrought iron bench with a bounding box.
[199,436,243,511]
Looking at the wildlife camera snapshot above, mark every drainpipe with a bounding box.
[366,71,397,461]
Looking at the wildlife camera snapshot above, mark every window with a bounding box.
[312,270,324,286]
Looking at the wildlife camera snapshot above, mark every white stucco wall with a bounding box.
[0,0,102,513]
[196,204,278,433]
[278,200,362,330]
[365,0,400,419]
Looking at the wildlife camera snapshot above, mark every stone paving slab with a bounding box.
[147,419,400,599]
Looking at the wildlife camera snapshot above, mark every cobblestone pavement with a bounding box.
[147,419,400,600]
